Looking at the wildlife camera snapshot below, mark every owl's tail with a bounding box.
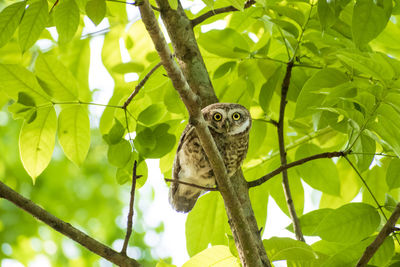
[169,186,200,213]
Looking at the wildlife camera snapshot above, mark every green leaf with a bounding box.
[198,28,250,58]
[295,144,340,195]
[295,68,348,118]
[213,61,236,79]
[86,0,106,26]
[108,139,132,168]
[105,119,125,145]
[58,105,90,166]
[156,260,177,267]
[55,0,80,43]
[226,0,246,10]
[353,134,375,172]
[318,0,336,30]
[18,0,49,52]
[19,106,57,181]
[370,235,395,266]
[186,192,228,257]
[286,208,333,236]
[352,0,392,47]
[115,151,138,184]
[111,62,145,74]
[182,245,239,267]
[386,158,400,190]
[263,237,317,261]
[0,64,51,104]
[384,193,397,212]
[259,66,281,113]
[35,54,79,101]
[137,104,166,126]
[314,203,380,243]
[0,2,26,48]
[200,0,214,8]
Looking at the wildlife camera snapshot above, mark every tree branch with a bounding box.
[165,178,218,191]
[356,202,400,267]
[247,151,347,188]
[123,62,163,109]
[138,1,269,266]
[0,181,140,267]
[191,0,256,27]
[277,60,305,242]
[121,161,140,256]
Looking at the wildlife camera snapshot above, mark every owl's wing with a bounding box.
[169,124,204,212]
[171,124,194,195]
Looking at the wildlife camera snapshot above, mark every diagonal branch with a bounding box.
[356,202,400,267]
[138,1,270,266]
[247,151,347,188]
[121,161,141,255]
[0,181,140,267]
[277,60,305,242]
[191,0,256,27]
[123,62,163,109]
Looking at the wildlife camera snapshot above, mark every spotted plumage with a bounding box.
[169,103,252,212]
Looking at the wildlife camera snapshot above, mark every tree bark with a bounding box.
[154,0,218,108]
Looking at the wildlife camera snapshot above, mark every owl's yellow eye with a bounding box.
[213,113,222,121]
[232,112,241,120]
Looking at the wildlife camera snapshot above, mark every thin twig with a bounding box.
[277,60,305,242]
[49,0,59,13]
[123,62,163,109]
[248,151,346,188]
[191,0,256,27]
[356,202,400,267]
[0,181,140,266]
[121,161,139,256]
[165,178,218,191]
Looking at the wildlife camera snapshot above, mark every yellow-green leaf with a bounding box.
[0,2,26,48]
[55,0,80,43]
[85,0,106,26]
[0,64,51,104]
[35,54,79,101]
[18,0,49,52]
[183,245,240,267]
[58,105,90,165]
[19,106,57,181]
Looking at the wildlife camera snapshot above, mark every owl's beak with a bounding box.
[224,120,230,132]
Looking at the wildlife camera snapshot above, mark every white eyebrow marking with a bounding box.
[229,119,250,135]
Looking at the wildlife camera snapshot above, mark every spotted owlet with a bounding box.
[169,103,252,212]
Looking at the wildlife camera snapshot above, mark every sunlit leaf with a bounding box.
[58,105,90,166]
[0,64,51,104]
[108,139,132,168]
[183,245,240,267]
[198,28,250,58]
[54,0,80,43]
[0,2,26,48]
[352,0,392,47]
[295,144,340,195]
[35,54,79,101]
[386,158,400,190]
[18,0,48,52]
[19,106,56,181]
[186,192,228,256]
[314,203,380,243]
[263,237,317,261]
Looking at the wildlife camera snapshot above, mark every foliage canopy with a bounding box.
[1,0,400,265]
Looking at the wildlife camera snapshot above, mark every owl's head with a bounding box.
[202,103,252,135]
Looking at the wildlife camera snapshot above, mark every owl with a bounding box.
[169,103,252,212]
